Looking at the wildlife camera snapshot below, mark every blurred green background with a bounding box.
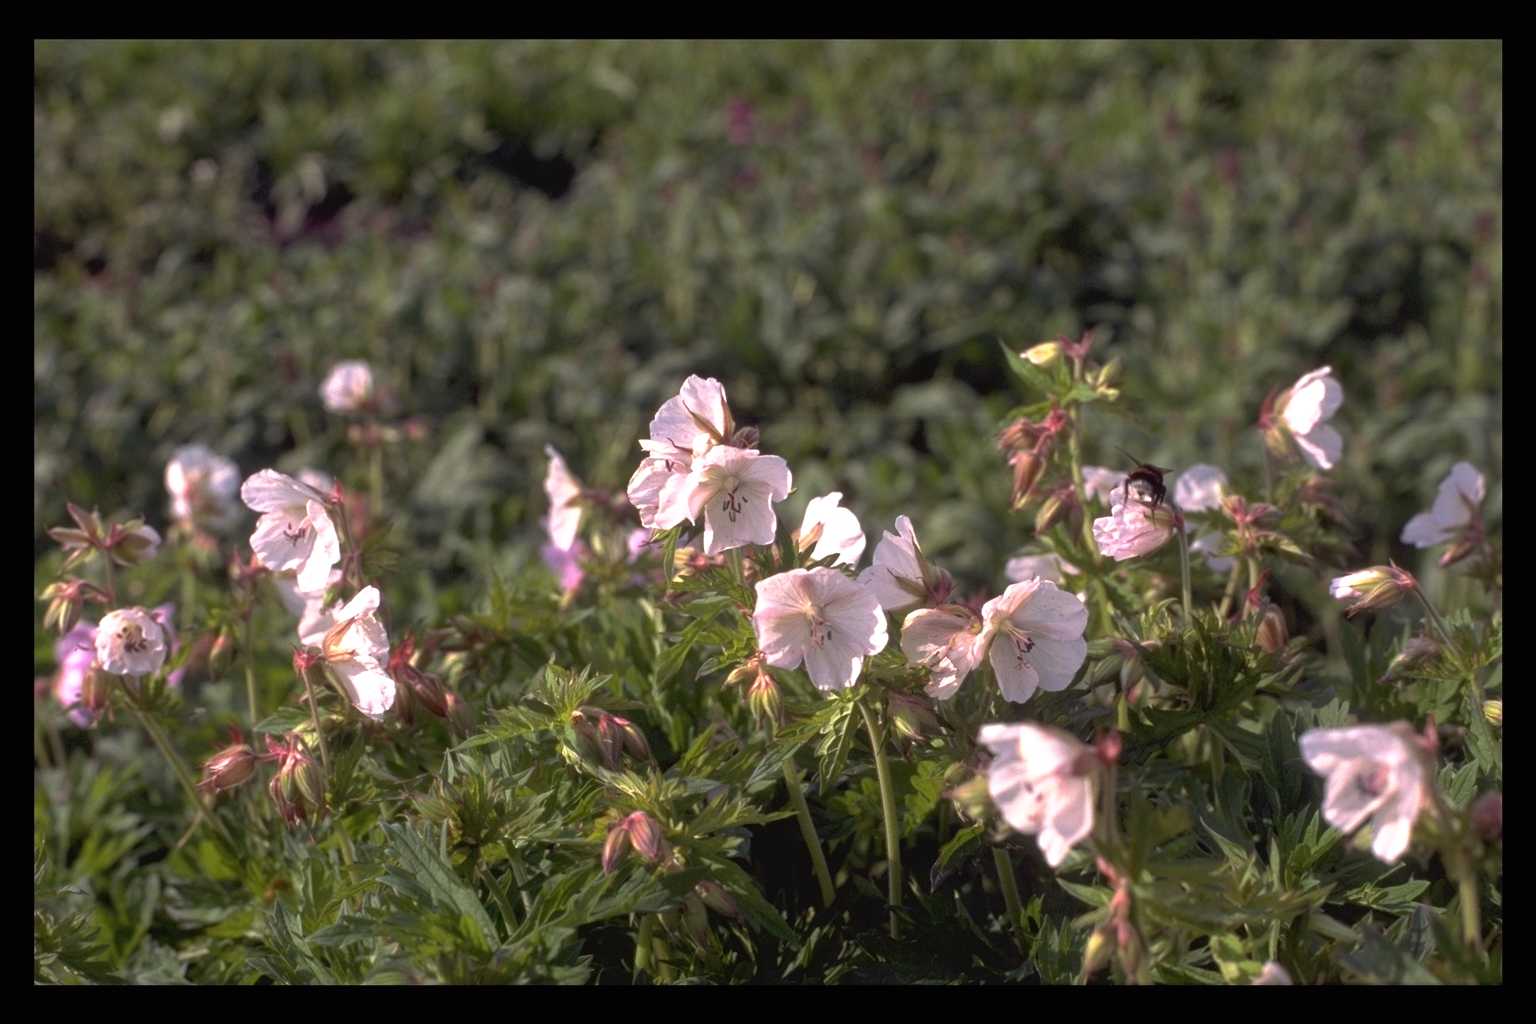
[34,40,1502,622]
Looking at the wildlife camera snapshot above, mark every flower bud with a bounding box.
[728,425,760,449]
[1328,566,1417,619]
[1483,699,1502,728]
[1096,356,1123,389]
[445,690,475,738]
[568,711,605,767]
[208,629,237,674]
[682,893,712,945]
[624,811,664,863]
[1439,535,1479,568]
[1255,604,1288,655]
[80,665,115,718]
[612,715,653,763]
[198,741,257,796]
[1468,792,1502,843]
[694,880,739,918]
[1023,340,1061,366]
[1384,635,1440,679]
[40,578,99,634]
[1009,450,1045,510]
[887,691,940,743]
[1081,925,1114,979]
[601,821,631,874]
[748,669,782,727]
[106,520,161,567]
[996,418,1042,454]
[1034,486,1077,535]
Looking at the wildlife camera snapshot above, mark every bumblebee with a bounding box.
[1116,447,1171,509]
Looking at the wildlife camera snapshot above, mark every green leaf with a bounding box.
[380,822,498,954]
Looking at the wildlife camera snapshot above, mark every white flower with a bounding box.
[1299,722,1433,863]
[240,470,341,594]
[900,605,983,699]
[976,722,1096,867]
[977,579,1089,703]
[1081,466,1122,503]
[54,623,99,727]
[544,445,585,551]
[1173,464,1228,512]
[858,515,941,615]
[1278,367,1344,470]
[297,468,336,497]
[627,441,693,530]
[659,445,791,555]
[1092,483,1178,562]
[320,360,375,414]
[753,568,889,691]
[648,375,733,457]
[799,492,866,567]
[1189,532,1236,574]
[272,570,345,645]
[1253,962,1293,985]
[164,444,240,529]
[95,607,168,677]
[318,586,395,718]
[1005,553,1081,584]
[1401,462,1486,548]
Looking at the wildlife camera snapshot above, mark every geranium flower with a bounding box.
[240,470,340,594]
[1401,462,1486,548]
[753,568,888,691]
[627,441,692,530]
[858,515,950,615]
[544,445,584,551]
[658,445,790,555]
[1253,962,1293,985]
[1005,553,1080,584]
[798,492,866,567]
[1277,367,1345,470]
[976,722,1096,867]
[541,533,588,595]
[1081,466,1122,503]
[1329,565,1416,618]
[1172,464,1228,512]
[1189,532,1236,573]
[976,578,1089,703]
[1299,722,1434,863]
[151,603,186,688]
[320,360,375,414]
[317,585,394,717]
[95,607,168,677]
[53,622,99,727]
[1092,483,1178,562]
[900,605,983,699]
[273,569,345,646]
[164,444,240,531]
[648,375,733,457]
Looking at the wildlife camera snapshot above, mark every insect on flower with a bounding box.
[1115,447,1171,510]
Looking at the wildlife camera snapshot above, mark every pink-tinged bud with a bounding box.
[568,711,604,766]
[1329,565,1417,619]
[887,691,940,743]
[1468,792,1502,842]
[80,665,115,718]
[105,520,161,567]
[208,629,237,674]
[682,894,712,946]
[1009,449,1045,509]
[725,655,763,688]
[198,742,257,796]
[1061,330,1095,364]
[747,669,782,727]
[694,880,739,918]
[1439,535,1480,568]
[594,715,624,770]
[996,418,1041,454]
[66,502,105,542]
[1255,604,1288,655]
[445,690,475,738]
[612,715,652,763]
[1095,730,1123,766]
[267,735,325,827]
[601,820,631,874]
[1034,485,1077,535]
[624,812,664,863]
[40,578,101,634]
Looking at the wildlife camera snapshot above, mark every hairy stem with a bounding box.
[132,701,235,847]
[992,847,1028,950]
[298,664,332,773]
[782,761,836,909]
[1174,507,1193,625]
[1216,558,1244,620]
[244,611,260,726]
[1068,406,1096,554]
[859,700,903,940]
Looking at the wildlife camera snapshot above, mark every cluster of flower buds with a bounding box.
[47,504,161,573]
[725,654,783,727]
[264,734,326,827]
[1081,856,1145,982]
[997,406,1070,510]
[569,706,653,771]
[1239,572,1290,655]
[1329,564,1418,619]
[602,810,668,874]
[39,577,108,634]
[198,729,258,797]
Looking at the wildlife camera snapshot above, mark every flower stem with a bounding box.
[131,702,235,847]
[103,554,118,606]
[1262,445,1275,504]
[368,438,384,520]
[859,700,903,940]
[243,612,260,726]
[1216,559,1244,620]
[298,664,332,773]
[782,761,836,908]
[1413,588,1458,655]
[992,847,1028,950]
[1068,407,1096,554]
[1174,508,1193,625]
[1453,848,1484,957]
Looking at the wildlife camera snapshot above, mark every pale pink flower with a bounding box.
[1005,553,1080,584]
[647,375,733,457]
[900,605,983,699]
[297,468,336,497]
[273,569,345,646]
[1092,483,1178,562]
[858,515,948,615]
[799,492,866,567]
[240,470,340,594]
[1189,532,1236,574]
[95,607,168,677]
[320,360,375,414]
[1328,565,1416,618]
[1081,466,1122,503]
[164,444,240,530]
[976,722,1096,867]
[1278,367,1344,470]
[1299,722,1434,863]
[151,603,186,688]
[317,585,394,718]
[1253,962,1293,985]
[753,568,888,691]
[1172,464,1228,512]
[658,445,790,555]
[625,528,652,562]
[544,445,584,551]
[53,622,99,727]
[976,579,1088,704]
[541,534,588,595]
[627,442,692,530]
[1401,462,1486,548]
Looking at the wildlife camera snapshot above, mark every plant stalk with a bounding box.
[859,700,903,940]
[782,761,836,908]
[131,701,235,847]
[992,847,1028,950]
